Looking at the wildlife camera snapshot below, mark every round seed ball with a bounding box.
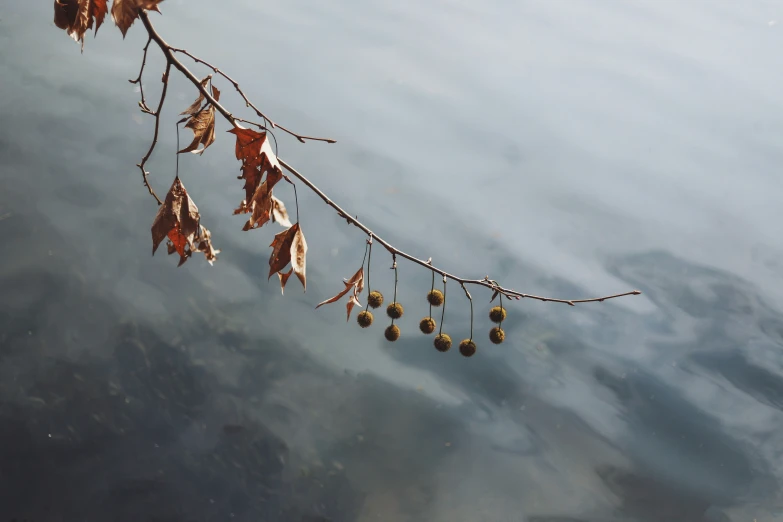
[489,326,505,344]
[357,310,374,328]
[489,306,506,324]
[386,302,404,319]
[427,289,445,307]
[459,339,477,357]
[385,324,401,342]
[368,291,384,309]
[434,333,452,352]
[419,317,436,335]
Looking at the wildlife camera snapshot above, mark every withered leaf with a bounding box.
[271,195,292,227]
[54,0,108,50]
[268,223,307,291]
[179,104,216,155]
[193,225,220,266]
[315,266,364,316]
[315,283,354,309]
[151,177,201,266]
[268,223,299,280]
[111,0,165,38]
[228,127,283,205]
[277,268,293,295]
[291,225,307,290]
[346,294,362,322]
[180,76,211,117]
[242,178,273,230]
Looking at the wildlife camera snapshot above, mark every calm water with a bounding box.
[1,1,783,521]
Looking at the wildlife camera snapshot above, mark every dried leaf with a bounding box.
[180,76,210,117]
[111,0,164,38]
[179,105,216,155]
[271,196,292,227]
[291,225,307,290]
[315,283,354,309]
[268,223,299,279]
[91,0,108,34]
[277,268,293,295]
[193,225,220,266]
[54,0,108,49]
[315,267,363,312]
[151,177,201,266]
[346,294,362,322]
[228,127,283,205]
[243,179,273,230]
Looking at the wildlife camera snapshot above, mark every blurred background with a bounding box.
[1,0,783,520]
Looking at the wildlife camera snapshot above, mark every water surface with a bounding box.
[1,1,783,521]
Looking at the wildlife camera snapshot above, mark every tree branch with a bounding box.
[128,36,153,114]
[137,10,641,306]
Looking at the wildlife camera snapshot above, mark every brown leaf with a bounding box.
[243,179,273,230]
[193,225,220,266]
[91,0,108,34]
[228,127,282,199]
[268,223,299,279]
[55,0,106,50]
[151,177,201,266]
[346,294,362,322]
[315,283,354,309]
[180,76,211,117]
[291,225,307,290]
[111,0,164,38]
[271,195,292,227]
[179,106,216,155]
[277,268,293,295]
[315,267,363,312]
[54,0,77,30]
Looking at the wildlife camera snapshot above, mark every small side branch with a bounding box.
[129,36,153,114]
[169,47,336,144]
[136,61,171,205]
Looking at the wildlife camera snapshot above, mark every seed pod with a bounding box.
[368,291,384,309]
[385,324,401,342]
[434,333,452,352]
[357,310,374,328]
[419,317,436,335]
[427,289,444,307]
[459,339,477,357]
[386,302,404,319]
[489,306,506,324]
[489,326,505,345]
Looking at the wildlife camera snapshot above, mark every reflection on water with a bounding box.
[2,0,783,521]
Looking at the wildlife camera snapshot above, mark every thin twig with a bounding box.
[137,10,641,306]
[169,46,336,144]
[136,60,171,205]
[128,36,153,114]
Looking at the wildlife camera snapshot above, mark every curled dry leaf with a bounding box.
[291,225,307,290]
[346,294,362,322]
[193,225,220,266]
[181,76,211,116]
[268,223,307,291]
[316,266,364,321]
[178,83,220,155]
[54,0,108,50]
[277,268,293,295]
[151,177,217,267]
[271,196,292,227]
[111,0,165,38]
[228,127,285,230]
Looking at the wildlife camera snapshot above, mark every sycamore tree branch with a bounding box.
[137,10,641,307]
